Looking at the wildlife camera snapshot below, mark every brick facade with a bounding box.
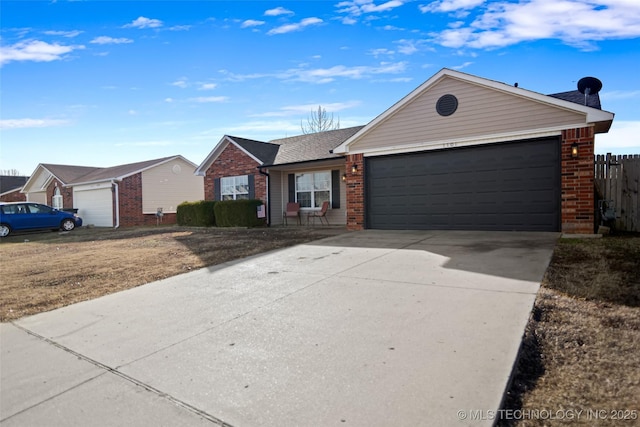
[118,173,177,227]
[0,189,26,202]
[204,142,267,203]
[561,127,595,234]
[45,179,74,209]
[344,130,596,233]
[345,153,365,230]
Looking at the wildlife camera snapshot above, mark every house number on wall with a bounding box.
[442,142,456,148]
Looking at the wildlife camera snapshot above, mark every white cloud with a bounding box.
[419,0,485,13]
[595,121,640,153]
[0,40,85,66]
[220,62,408,84]
[0,118,69,130]
[241,19,266,28]
[115,140,173,147]
[264,7,294,16]
[600,90,640,101]
[123,16,163,29]
[369,48,396,57]
[128,110,138,115]
[188,96,229,103]
[430,0,640,50]
[268,17,323,35]
[198,83,217,90]
[169,25,192,31]
[338,0,406,16]
[43,30,83,38]
[452,61,474,69]
[90,36,133,45]
[164,98,174,103]
[252,101,362,117]
[171,78,189,88]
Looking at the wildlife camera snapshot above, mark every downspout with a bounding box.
[258,168,271,226]
[112,180,120,229]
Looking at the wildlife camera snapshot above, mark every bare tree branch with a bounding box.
[301,105,340,134]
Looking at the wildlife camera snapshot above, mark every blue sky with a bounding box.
[1,0,639,175]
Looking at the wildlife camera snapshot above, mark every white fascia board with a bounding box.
[348,125,583,157]
[333,68,614,154]
[194,136,262,176]
[194,136,231,176]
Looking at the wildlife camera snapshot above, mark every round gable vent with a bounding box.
[436,94,458,116]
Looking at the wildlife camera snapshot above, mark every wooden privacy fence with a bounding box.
[594,153,640,232]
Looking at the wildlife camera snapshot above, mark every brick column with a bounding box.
[561,127,595,234]
[346,154,365,230]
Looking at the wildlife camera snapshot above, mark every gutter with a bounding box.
[258,168,271,226]
[112,180,120,229]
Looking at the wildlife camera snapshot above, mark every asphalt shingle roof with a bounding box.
[548,90,602,110]
[41,156,179,185]
[229,136,280,165]
[0,176,28,194]
[265,126,365,166]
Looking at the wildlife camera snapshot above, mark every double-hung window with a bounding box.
[52,187,63,209]
[221,175,249,200]
[295,171,331,208]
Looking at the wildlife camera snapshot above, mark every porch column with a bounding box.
[561,127,595,234]
[346,154,365,230]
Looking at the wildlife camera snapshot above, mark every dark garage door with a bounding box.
[366,137,560,231]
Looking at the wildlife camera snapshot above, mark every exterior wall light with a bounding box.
[351,164,358,174]
[342,174,347,182]
[571,142,579,158]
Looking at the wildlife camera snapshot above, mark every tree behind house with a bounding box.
[301,105,340,134]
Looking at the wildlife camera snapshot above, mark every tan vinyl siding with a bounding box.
[270,170,284,225]
[350,76,586,151]
[142,159,204,213]
[280,166,346,225]
[27,191,47,204]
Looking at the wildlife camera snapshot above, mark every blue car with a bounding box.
[0,202,83,237]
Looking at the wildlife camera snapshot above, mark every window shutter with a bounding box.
[248,174,255,199]
[288,174,295,203]
[331,170,340,209]
[214,178,221,201]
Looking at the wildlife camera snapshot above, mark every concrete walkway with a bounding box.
[1,230,558,427]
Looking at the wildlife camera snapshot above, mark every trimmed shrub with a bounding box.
[177,201,216,227]
[213,199,266,228]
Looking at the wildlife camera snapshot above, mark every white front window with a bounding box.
[52,187,63,209]
[221,175,249,200]
[295,171,331,208]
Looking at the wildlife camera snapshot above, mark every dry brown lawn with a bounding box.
[500,235,640,426]
[0,225,345,322]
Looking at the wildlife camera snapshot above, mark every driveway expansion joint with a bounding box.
[9,322,235,427]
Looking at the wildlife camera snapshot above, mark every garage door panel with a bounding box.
[366,138,560,231]
[74,188,113,227]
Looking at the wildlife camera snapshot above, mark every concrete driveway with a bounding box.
[1,230,558,427]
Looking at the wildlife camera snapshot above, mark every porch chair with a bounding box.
[283,202,301,225]
[309,201,330,226]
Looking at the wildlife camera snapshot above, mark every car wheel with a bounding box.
[61,219,76,232]
[0,224,11,237]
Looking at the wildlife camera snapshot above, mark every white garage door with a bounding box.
[74,188,113,227]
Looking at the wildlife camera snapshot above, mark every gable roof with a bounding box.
[230,136,280,164]
[265,126,364,166]
[548,90,601,109]
[333,68,614,155]
[0,176,29,194]
[23,156,192,191]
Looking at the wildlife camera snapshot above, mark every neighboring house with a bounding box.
[0,176,29,202]
[21,156,204,227]
[197,68,614,234]
[196,127,363,226]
